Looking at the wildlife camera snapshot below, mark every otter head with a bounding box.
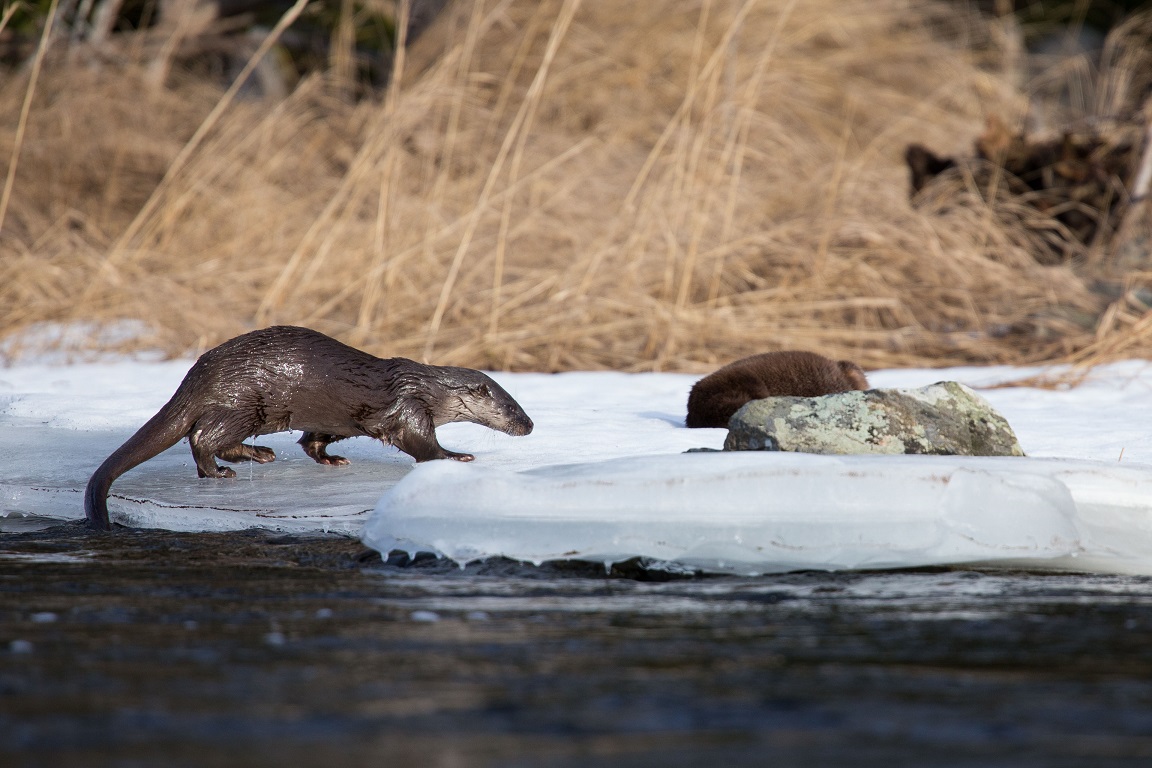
[836,360,869,392]
[436,367,534,436]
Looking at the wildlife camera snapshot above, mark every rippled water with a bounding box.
[2,521,1152,766]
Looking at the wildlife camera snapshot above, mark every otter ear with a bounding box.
[837,360,869,390]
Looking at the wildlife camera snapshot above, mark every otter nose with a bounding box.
[513,416,534,435]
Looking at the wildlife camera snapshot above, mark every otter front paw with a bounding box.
[316,455,350,466]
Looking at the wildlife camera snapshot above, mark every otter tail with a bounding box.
[84,402,196,531]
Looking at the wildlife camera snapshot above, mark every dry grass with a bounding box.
[2,0,1150,372]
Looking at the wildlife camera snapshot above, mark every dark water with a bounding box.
[3,520,1152,767]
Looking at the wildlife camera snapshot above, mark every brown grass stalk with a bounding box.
[0,0,59,238]
[423,0,583,360]
[105,0,310,271]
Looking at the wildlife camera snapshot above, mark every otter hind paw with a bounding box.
[216,443,277,464]
[251,445,276,463]
[197,466,238,479]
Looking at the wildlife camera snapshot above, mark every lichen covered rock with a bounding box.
[723,382,1024,457]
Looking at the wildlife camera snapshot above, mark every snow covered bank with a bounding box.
[4,355,1152,573]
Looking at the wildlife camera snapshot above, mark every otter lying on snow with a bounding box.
[686,350,869,429]
[84,326,534,530]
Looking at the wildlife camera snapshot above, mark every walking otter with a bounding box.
[686,351,868,429]
[84,326,534,530]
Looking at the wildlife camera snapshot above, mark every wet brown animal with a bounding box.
[84,326,533,530]
[686,351,868,429]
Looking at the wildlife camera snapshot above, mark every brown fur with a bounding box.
[84,326,533,531]
[686,351,869,429]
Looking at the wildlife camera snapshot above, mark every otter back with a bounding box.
[686,350,868,429]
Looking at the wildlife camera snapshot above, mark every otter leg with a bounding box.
[216,443,276,464]
[188,412,261,478]
[391,425,474,463]
[189,432,237,479]
[298,432,351,466]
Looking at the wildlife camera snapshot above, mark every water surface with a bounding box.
[2,521,1152,766]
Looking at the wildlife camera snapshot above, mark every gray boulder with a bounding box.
[723,381,1024,457]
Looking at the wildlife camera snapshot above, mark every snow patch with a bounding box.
[6,352,1152,575]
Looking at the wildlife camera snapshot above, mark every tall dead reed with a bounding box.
[1,0,1148,370]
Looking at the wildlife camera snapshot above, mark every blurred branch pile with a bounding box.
[906,113,1148,264]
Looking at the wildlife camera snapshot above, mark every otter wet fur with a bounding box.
[685,351,869,429]
[84,326,534,530]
